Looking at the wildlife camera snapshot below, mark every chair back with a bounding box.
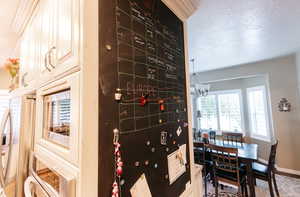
[194,142,206,165]
[268,140,278,172]
[208,144,240,181]
[209,130,216,141]
[222,132,244,145]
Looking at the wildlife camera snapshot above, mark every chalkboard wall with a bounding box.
[99,0,190,196]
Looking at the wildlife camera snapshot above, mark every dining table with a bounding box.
[194,139,258,197]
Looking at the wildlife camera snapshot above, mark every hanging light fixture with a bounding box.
[190,59,210,97]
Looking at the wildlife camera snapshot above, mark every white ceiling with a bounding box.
[188,0,300,73]
[0,0,19,68]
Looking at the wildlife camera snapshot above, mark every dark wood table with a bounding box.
[194,140,258,197]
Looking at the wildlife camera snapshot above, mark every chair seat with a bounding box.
[216,168,246,182]
[252,162,268,176]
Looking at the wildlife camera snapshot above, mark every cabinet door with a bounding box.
[20,28,30,87]
[53,0,80,71]
[40,0,55,74]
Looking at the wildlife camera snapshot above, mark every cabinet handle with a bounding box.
[44,51,51,72]
[48,46,56,69]
[21,73,28,87]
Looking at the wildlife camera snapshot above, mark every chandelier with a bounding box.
[190,59,210,97]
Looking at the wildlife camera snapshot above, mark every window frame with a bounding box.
[247,86,271,142]
[197,89,245,134]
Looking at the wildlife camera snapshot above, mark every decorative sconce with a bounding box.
[278,98,291,112]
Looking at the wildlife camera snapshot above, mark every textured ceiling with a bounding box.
[0,0,19,68]
[188,0,300,73]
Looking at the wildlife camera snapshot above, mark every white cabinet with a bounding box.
[19,3,41,87]
[19,0,81,88]
[40,0,80,82]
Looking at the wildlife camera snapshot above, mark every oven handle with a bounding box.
[24,176,43,197]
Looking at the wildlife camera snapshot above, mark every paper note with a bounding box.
[130,174,152,197]
[167,147,186,185]
[179,144,187,165]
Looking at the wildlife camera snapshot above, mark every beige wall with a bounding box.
[0,69,10,89]
[193,55,300,171]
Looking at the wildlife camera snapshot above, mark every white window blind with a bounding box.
[218,93,242,131]
[198,95,218,130]
[0,90,9,122]
[247,86,269,140]
[198,90,243,132]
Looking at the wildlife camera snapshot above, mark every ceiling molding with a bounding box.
[162,0,200,21]
[11,0,39,37]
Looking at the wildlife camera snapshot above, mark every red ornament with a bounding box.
[158,99,165,111]
[117,166,123,176]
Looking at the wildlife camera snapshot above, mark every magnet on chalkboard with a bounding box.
[135,161,140,167]
[158,99,165,111]
[145,160,149,166]
[114,88,122,101]
[139,94,149,106]
[151,147,155,152]
[161,131,167,145]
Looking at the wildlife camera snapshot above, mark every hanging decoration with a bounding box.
[112,129,123,197]
[3,58,20,91]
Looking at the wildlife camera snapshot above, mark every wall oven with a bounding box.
[24,152,76,197]
[36,73,80,164]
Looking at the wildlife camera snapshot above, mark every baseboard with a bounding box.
[258,158,300,177]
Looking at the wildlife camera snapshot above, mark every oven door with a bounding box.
[29,152,76,197]
[24,176,50,197]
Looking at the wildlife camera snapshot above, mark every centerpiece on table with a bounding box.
[3,58,20,91]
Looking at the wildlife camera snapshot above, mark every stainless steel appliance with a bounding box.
[0,95,36,197]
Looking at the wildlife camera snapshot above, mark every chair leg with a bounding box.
[241,185,244,197]
[204,175,207,197]
[272,172,280,197]
[268,177,275,197]
[215,181,219,197]
[245,183,248,197]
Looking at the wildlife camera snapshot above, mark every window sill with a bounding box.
[250,135,271,143]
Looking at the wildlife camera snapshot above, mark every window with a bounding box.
[247,86,270,140]
[197,90,243,132]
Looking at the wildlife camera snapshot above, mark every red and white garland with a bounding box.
[112,129,123,197]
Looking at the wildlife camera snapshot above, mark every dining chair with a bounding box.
[209,130,216,141]
[208,144,248,197]
[252,140,279,197]
[194,142,212,197]
[222,132,244,146]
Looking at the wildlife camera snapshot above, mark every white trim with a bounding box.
[11,0,40,36]
[247,86,271,142]
[162,0,200,21]
[258,158,300,176]
[276,166,300,176]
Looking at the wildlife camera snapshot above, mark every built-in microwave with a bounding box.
[36,73,80,164]
[24,152,76,197]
